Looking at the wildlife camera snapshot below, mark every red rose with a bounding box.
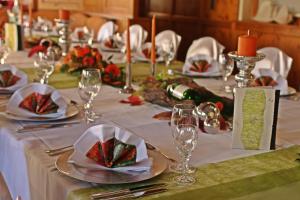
[82,57,95,66]
[82,46,91,56]
[104,64,121,77]
[215,101,224,111]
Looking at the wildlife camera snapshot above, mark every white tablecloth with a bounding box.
[1,53,300,200]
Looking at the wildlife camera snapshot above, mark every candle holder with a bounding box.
[55,19,70,57]
[151,62,156,77]
[119,62,135,94]
[228,51,265,88]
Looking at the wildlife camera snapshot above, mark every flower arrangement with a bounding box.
[59,45,125,87]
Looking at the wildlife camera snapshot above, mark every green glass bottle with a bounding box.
[167,83,234,118]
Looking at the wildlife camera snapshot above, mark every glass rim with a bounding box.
[173,103,196,110]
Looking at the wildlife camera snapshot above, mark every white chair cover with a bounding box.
[97,21,117,42]
[155,30,182,57]
[185,36,225,62]
[123,24,148,51]
[256,47,293,79]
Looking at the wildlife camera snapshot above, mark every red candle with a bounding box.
[126,19,131,63]
[59,9,70,21]
[151,15,156,64]
[237,30,257,57]
[19,0,23,25]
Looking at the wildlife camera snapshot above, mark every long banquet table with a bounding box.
[1,52,300,200]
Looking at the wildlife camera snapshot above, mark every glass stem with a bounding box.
[182,154,190,178]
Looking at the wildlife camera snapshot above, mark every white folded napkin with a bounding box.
[0,64,28,92]
[33,16,53,32]
[6,83,67,118]
[122,24,148,51]
[252,68,289,95]
[134,42,164,62]
[156,30,182,57]
[256,47,292,79]
[182,54,222,76]
[99,33,124,52]
[185,36,225,62]
[97,21,118,42]
[71,26,93,42]
[69,124,152,172]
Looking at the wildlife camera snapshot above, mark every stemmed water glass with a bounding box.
[170,104,199,175]
[78,68,102,123]
[33,51,55,84]
[159,40,175,75]
[172,103,199,185]
[219,53,234,93]
[0,38,10,64]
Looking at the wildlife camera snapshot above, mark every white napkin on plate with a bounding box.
[256,47,292,79]
[6,83,67,118]
[156,30,181,57]
[182,54,222,76]
[0,64,28,92]
[69,124,152,172]
[71,26,93,42]
[252,68,289,95]
[122,24,148,51]
[97,21,118,42]
[33,16,53,32]
[185,36,225,62]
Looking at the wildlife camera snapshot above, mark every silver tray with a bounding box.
[55,149,168,184]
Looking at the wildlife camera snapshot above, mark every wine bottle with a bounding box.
[167,83,234,118]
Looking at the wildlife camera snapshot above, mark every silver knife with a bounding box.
[99,188,168,200]
[17,121,80,133]
[90,183,167,199]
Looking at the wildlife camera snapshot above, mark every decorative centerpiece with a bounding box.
[228,30,265,88]
[55,9,71,56]
[59,45,125,87]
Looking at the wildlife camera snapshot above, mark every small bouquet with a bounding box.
[102,63,125,87]
[27,38,59,57]
[60,45,103,74]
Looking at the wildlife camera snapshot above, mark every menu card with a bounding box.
[4,23,24,51]
[232,88,280,150]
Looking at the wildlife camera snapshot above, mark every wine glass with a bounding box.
[173,122,198,185]
[78,68,102,123]
[0,38,10,64]
[170,104,199,174]
[159,40,175,75]
[33,52,55,84]
[219,54,234,93]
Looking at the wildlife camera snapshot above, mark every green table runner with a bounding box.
[67,146,300,200]
[21,61,183,89]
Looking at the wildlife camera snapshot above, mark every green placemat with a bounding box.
[21,61,183,89]
[67,146,300,200]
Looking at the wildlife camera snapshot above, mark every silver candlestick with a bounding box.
[119,62,135,94]
[228,51,265,88]
[151,62,156,77]
[55,19,70,57]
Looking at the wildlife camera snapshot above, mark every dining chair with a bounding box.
[70,13,88,30]
[256,47,293,79]
[185,36,225,62]
[122,24,148,51]
[0,172,12,200]
[86,16,107,39]
[96,21,118,42]
[155,30,182,58]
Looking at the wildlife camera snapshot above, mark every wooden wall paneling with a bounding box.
[144,0,173,17]
[100,0,135,18]
[174,0,200,17]
[83,0,101,12]
[38,0,83,10]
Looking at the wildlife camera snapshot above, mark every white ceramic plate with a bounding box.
[4,103,79,122]
[55,149,168,184]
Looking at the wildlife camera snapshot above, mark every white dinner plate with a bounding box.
[3,103,79,122]
[55,149,168,184]
[99,43,122,53]
[280,86,297,97]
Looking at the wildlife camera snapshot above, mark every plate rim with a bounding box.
[280,86,297,97]
[55,149,168,184]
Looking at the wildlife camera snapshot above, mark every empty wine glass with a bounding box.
[220,54,234,93]
[170,104,199,174]
[0,39,10,64]
[33,52,55,84]
[159,40,175,75]
[174,123,198,185]
[78,68,102,123]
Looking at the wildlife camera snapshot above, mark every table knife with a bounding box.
[17,121,80,133]
[90,183,167,199]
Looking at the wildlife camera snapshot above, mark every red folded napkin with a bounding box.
[0,70,20,87]
[19,92,59,114]
[252,76,278,87]
[86,138,137,168]
[189,60,211,73]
